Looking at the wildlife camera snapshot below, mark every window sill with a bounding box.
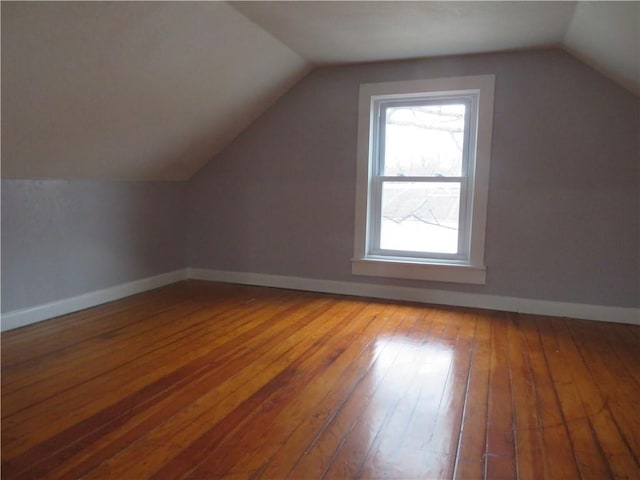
[351,257,486,285]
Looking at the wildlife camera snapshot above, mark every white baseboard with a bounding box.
[1,269,189,331]
[3,267,637,331]
[188,268,640,326]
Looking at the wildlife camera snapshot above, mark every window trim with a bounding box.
[352,75,495,285]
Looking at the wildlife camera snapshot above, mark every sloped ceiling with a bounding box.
[2,1,638,181]
[1,1,309,181]
[563,1,640,95]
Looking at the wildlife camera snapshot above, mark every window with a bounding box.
[352,75,495,284]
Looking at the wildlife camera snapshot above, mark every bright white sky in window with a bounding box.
[384,104,465,177]
[380,103,466,254]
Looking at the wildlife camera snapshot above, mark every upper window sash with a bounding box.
[373,96,474,179]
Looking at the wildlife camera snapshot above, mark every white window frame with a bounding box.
[352,75,495,285]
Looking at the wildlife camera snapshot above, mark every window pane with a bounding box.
[380,182,460,254]
[384,104,465,177]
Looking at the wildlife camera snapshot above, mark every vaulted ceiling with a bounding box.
[2,1,638,181]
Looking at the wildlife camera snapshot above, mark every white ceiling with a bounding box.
[233,1,577,63]
[2,1,638,181]
[233,1,639,94]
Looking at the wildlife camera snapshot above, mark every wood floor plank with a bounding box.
[6,295,335,478]
[181,299,383,479]
[3,292,284,402]
[505,313,548,480]
[536,316,614,479]
[452,310,492,480]
[74,297,356,479]
[517,314,582,480]
[550,317,640,479]
[319,306,457,480]
[250,304,409,480]
[2,281,638,479]
[389,310,477,480]
[2,290,310,462]
[569,320,640,456]
[1,282,204,364]
[352,308,474,480]
[278,304,431,479]
[483,312,517,480]
[189,302,401,479]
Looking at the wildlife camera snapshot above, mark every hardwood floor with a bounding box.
[2,280,639,479]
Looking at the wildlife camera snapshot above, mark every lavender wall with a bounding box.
[187,49,639,308]
[1,180,186,312]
